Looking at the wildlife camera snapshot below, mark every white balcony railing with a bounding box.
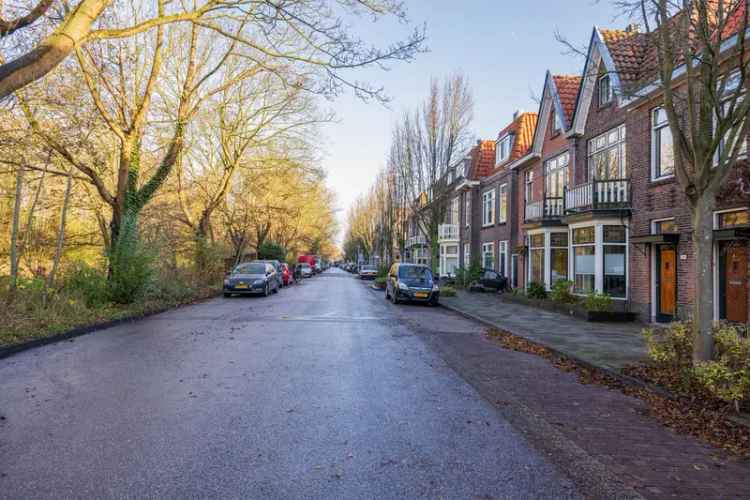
[525,200,543,220]
[406,234,427,247]
[565,179,630,212]
[525,197,564,221]
[438,224,459,242]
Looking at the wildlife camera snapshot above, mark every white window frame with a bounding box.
[464,191,471,228]
[598,74,613,106]
[524,170,534,203]
[527,232,546,286]
[587,124,627,181]
[498,183,508,224]
[498,240,508,278]
[569,220,629,300]
[496,135,512,164]
[482,242,496,270]
[463,243,471,268]
[482,189,496,227]
[544,152,569,199]
[651,106,675,181]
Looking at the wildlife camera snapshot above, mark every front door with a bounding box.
[725,244,748,323]
[657,246,677,322]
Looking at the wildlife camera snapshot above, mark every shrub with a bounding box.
[453,267,467,288]
[550,279,576,304]
[374,276,387,288]
[584,291,612,312]
[643,321,695,370]
[526,281,547,299]
[377,265,389,279]
[257,241,287,262]
[107,222,154,304]
[694,325,750,411]
[62,261,108,308]
[440,286,457,297]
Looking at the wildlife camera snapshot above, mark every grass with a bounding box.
[0,274,220,349]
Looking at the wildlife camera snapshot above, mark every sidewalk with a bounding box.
[441,290,648,372]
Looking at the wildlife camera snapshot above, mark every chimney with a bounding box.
[513,109,522,121]
[625,23,640,33]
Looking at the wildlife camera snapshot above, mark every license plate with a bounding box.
[415,292,428,298]
[235,284,248,289]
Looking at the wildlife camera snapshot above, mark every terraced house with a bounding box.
[446,16,750,325]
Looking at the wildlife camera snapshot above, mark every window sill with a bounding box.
[649,175,675,186]
[481,223,495,228]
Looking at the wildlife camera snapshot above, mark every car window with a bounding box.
[398,266,433,281]
[233,263,266,274]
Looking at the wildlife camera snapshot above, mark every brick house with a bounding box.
[518,72,580,292]
[476,112,537,281]
[456,140,495,271]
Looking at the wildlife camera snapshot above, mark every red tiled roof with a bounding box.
[496,112,537,167]
[470,140,496,179]
[599,28,649,84]
[552,75,581,124]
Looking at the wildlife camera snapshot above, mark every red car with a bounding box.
[280,263,293,286]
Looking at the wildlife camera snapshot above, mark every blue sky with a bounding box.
[323,1,631,244]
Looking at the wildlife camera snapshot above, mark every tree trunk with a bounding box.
[692,193,717,362]
[46,172,73,291]
[8,166,24,294]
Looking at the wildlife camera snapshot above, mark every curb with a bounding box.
[439,301,673,399]
[0,293,220,361]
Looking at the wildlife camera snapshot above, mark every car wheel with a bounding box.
[263,284,270,297]
[392,290,400,305]
[384,287,390,300]
[223,292,232,298]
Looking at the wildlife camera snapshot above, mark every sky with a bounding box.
[321,0,631,245]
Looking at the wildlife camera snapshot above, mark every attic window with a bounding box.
[598,74,613,106]
[496,135,512,164]
[551,108,562,134]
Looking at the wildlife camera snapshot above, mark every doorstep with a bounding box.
[440,290,648,372]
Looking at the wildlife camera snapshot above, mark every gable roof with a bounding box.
[472,140,496,179]
[494,112,537,171]
[552,75,581,125]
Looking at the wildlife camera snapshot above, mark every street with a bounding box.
[0,268,581,500]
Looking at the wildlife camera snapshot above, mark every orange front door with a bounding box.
[659,247,677,318]
[725,245,749,323]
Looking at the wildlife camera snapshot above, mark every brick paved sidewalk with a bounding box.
[442,290,648,371]
[401,310,750,500]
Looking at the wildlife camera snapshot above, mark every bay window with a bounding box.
[603,226,627,298]
[550,232,569,284]
[529,234,545,284]
[573,227,595,294]
[482,242,495,270]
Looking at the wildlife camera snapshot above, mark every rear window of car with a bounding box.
[362,266,376,271]
[233,263,266,274]
[398,266,433,280]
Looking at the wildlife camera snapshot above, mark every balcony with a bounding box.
[406,234,427,248]
[438,224,459,242]
[565,179,631,214]
[524,197,564,223]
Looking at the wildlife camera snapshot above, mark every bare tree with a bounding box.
[615,1,750,360]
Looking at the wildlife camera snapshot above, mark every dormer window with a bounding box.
[496,135,512,164]
[598,74,613,106]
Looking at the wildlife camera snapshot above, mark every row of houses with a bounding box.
[403,22,750,325]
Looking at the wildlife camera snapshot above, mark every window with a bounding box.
[482,242,495,270]
[525,171,534,203]
[551,108,562,135]
[448,197,460,225]
[653,218,677,234]
[652,107,675,180]
[463,243,470,267]
[716,72,748,164]
[464,192,471,227]
[603,226,627,298]
[496,135,512,164]
[550,232,569,284]
[529,234,545,284]
[587,124,626,181]
[544,152,568,199]
[498,241,508,277]
[718,209,749,228]
[482,189,496,226]
[572,227,595,294]
[498,184,508,223]
[598,74,613,106]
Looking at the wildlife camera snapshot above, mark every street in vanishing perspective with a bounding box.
[4,1,750,499]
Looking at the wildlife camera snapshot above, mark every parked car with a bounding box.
[385,263,439,305]
[224,262,280,297]
[299,263,314,278]
[469,268,509,293]
[280,263,294,286]
[358,265,377,280]
[255,260,284,288]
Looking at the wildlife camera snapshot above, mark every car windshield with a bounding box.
[233,263,266,275]
[398,266,433,283]
[362,266,376,271]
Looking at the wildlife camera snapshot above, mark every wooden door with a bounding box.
[725,245,748,323]
[659,247,677,318]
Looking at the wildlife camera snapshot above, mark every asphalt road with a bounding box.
[0,268,580,499]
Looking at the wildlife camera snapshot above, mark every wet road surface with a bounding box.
[0,269,580,499]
